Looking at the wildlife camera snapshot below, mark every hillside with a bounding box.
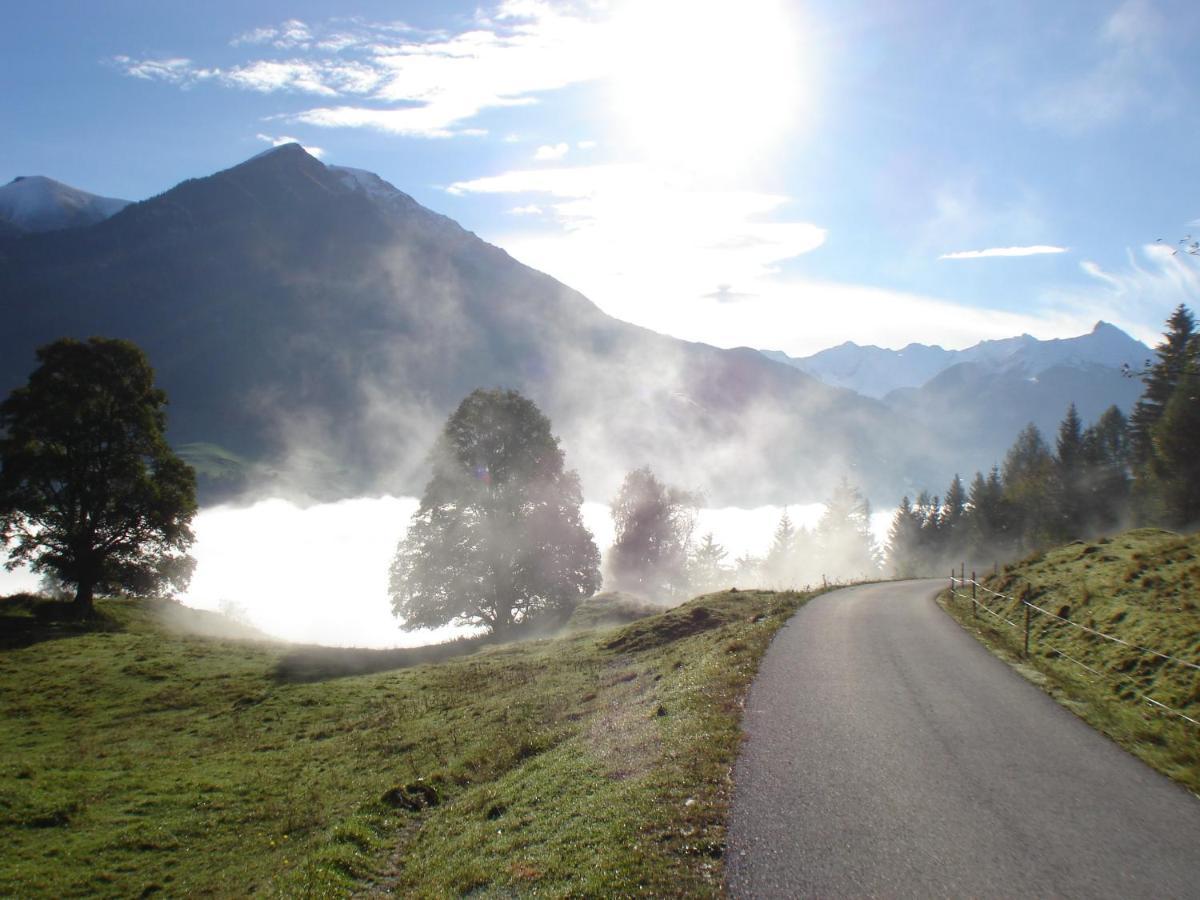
[0,588,812,896]
[942,529,1200,793]
[0,145,926,506]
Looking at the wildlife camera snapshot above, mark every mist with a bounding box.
[1,496,896,648]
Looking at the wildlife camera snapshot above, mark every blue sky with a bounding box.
[3,0,1198,354]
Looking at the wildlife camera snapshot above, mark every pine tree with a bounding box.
[966,466,1013,563]
[689,531,731,594]
[1055,403,1087,538]
[764,509,797,586]
[1130,305,1200,525]
[1003,423,1059,550]
[1130,304,1197,465]
[940,474,968,567]
[816,479,879,581]
[1149,367,1200,528]
[1081,405,1131,533]
[887,496,924,578]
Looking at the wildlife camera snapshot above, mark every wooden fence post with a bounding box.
[1024,601,1031,658]
[971,571,977,619]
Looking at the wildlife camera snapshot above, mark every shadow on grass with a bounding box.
[273,608,604,683]
[273,636,490,683]
[0,594,121,650]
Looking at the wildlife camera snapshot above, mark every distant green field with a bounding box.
[0,588,812,897]
[941,528,1200,794]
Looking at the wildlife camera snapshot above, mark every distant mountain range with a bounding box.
[0,145,1155,507]
[0,176,129,236]
[762,323,1150,399]
[762,324,1151,485]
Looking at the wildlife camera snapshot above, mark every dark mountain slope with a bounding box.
[0,145,920,504]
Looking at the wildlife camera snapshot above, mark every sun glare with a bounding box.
[609,0,808,174]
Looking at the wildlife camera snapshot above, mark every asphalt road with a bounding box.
[726,580,1200,898]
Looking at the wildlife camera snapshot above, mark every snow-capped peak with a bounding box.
[0,175,129,234]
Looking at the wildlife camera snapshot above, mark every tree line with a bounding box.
[7,304,1193,639]
[888,304,1200,576]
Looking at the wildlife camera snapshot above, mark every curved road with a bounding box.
[727,580,1200,898]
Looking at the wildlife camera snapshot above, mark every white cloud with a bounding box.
[233,19,314,49]
[1066,244,1200,343]
[939,245,1068,260]
[534,142,569,161]
[121,6,613,139]
[443,159,1149,356]
[576,139,597,150]
[115,53,383,97]
[510,204,543,215]
[113,56,214,86]
[255,132,325,159]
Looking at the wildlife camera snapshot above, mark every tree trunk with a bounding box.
[72,580,95,618]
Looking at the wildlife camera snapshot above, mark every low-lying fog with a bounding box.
[1,498,894,648]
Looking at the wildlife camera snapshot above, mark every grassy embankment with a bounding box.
[0,587,812,897]
[940,528,1200,794]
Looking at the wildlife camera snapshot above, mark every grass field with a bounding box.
[0,587,812,897]
[940,528,1200,795]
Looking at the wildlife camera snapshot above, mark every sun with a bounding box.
[608,0,810,175]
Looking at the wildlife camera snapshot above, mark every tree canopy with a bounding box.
[607,466,700,601]
[0,337,197,613]
[389,389,600,636]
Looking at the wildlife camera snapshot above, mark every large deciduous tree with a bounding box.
[389,389,600,636]
[0,338,197,615]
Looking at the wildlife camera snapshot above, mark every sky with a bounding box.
[2,0,1199,356]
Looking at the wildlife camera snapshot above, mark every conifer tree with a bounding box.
[1130,304,1197,465]
[887,496,924,578]
[1055,403,1087,537]
[1003,423,1059,549]
[816,479,879,580]
[1149,367,1200,528]
[764,509,797,586]
[689,531,731,594]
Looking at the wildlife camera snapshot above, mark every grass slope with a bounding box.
[0,588,811,897]
[941,528,1200,794]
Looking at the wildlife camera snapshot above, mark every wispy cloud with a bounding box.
[533,142,569,161]
[116,5,611,138]
[1053,243,1200,344]
[939,245,1068,260]
[1023,0,1172,132]
[256,132,325,159]
[509,204,542,215]
[113,56,213,85]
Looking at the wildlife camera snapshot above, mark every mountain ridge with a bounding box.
[763,320,1150,400]
[0,144,914,506]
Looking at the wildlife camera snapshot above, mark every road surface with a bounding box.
[726,580,1200,898]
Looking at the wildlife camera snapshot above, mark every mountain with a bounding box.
[0,176,129,235]
[764,322,1150,399]
[0,144,925,506]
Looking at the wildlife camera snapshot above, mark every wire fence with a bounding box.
[948,570,1200,728]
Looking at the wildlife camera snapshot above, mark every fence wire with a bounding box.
[948,574,1199,728]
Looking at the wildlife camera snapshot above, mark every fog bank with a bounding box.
[1,497,894,648]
